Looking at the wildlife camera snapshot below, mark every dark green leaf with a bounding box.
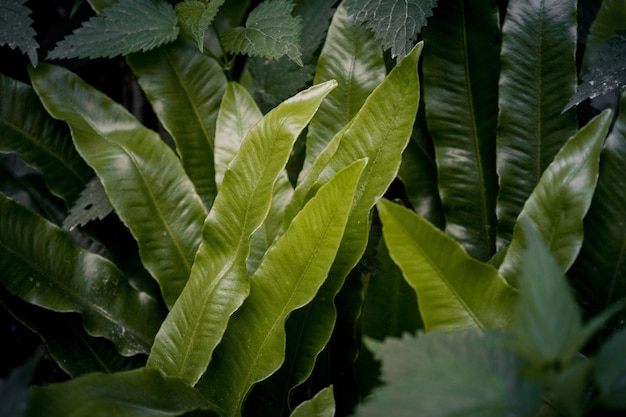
[496,0,578,248]
[127,39,227,210]
[499,110,612,286]
[290,386,335,417]
[29,63,208,309]
[0,0,38,66]
[377,199,517,331]
[595,327,626,408]
[422,0,500,261]
[0,74,92,206]
[63,177,113,231]
[175,0,224,51]
[26,368,221,417]
[48,0,179,60]
[344,0,437,60]
[0,193,166,356]
[355,331,542,417]
[565,32,626,111]
[222,0,303,66]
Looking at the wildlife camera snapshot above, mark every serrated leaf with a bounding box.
[290,386,335,417]
[26,368,221,417]
[199,160,365,417]
[344,0,437,59]
[175,0,224,51]
[377,199,517,331]
[63,177,113,230]
[356,331,541,417]
[0,193,166,356]
[146,81,337,387]
[565,32,626,111]
[48,0,179,60]
[0,0,38,66]
[222,0,303,66]
[29,63,208,309]
[498,110,613,286]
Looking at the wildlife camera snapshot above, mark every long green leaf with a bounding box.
[26,368,221,417]
[276,41,421,397]
[377,198,517,331]
[299,1,385,179]
[499,110,613,286]
[199,160,365,417]
[496,0,578,250]
[146,81,337,386]
[0,193,165,356]
[126,39,227,209]
[571,91,626,317]
[422,0,500,261]
[0,74,92,206]
[29,63,207,309]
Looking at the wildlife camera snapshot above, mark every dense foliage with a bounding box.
[1,0,626,416]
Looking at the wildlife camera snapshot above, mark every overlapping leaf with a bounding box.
[29,63,207,309]
[48,0,179,60]
[0,0,38,66]
[127,39,227,209]
[0,193,165,356]
[377,199,517,331]
[499,110,613,286]
[175,0,224,51]
[497,0,579,249]
[422,0,500,261]
[199,160,365,417]
[146,81,337,386]
[0,74,92,206]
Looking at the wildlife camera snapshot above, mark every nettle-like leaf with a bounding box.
[48,0,179,60]
[175,0,224,51]
[63,177,113,231]
[0,0,38,66]
[344,0,437,59]
[222,0,303,66]
[565,31,626,111]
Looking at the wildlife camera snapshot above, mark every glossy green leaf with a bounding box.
[48,0,179,60]
[127,39,228,210]
[595,327,626,408]
[422,0,500,261]
[0,0,38,66]
[496,0,578,249]
[0,74,92,206]
[0,193,166,356]
[572,91,626,317]
[29,63,207,309]
[299,1,385,179]
[377,198,517,331]
[147,81,337,386]
[277,42,420,392]
[499,110,613,286]
[26,368,221,417]
[290,386,335,417]
[355,331,541,417]
[200,160,365,417]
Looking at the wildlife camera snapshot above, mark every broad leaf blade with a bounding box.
[26,368,221,417]
[290,386,335,417]
[300,1,386,180]
[344,0,437,60]
[0,74,92,206]
[0,0,38,66]
[147,81,337,386]
[378,199,517,331]
[0,193,165,356]
[496,0,578,249]
[127,39,227,210]
[222,0,303,66]
[29,63,208,309]
[499,110,613,286]
[48,0,179,60]
[200,160,365,417]
[422,0,500,261]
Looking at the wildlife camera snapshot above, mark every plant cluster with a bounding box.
[1,0,626,416]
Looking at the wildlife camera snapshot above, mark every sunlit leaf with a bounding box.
[290,386,335,417]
